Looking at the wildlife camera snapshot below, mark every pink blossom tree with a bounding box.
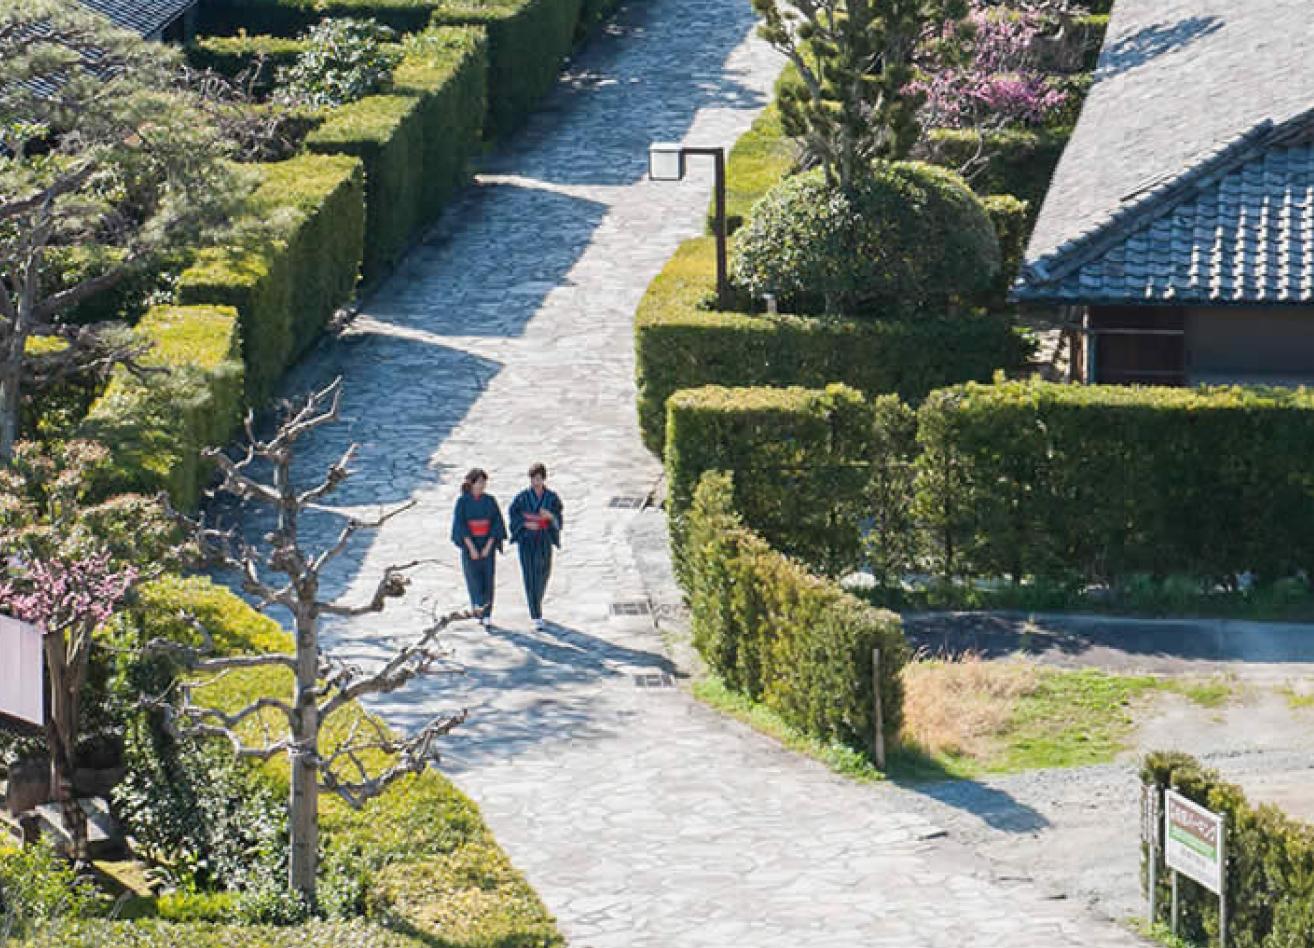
[911,2,1069,133]
[0,555,137,858]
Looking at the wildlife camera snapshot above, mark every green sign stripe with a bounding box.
[1169,825,1217,859]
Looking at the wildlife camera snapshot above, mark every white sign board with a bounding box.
[1165,789,1224,894]
[0,614,44,727]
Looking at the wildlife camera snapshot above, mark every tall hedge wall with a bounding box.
[305,27,486,281]
[1142,751,1314,947]
[198,0,445,37]
[882,379,1314,584]
[186,34,306,92]
[431,0,582,139]
[923,126,1072,209]
[83,305,244,508]
[177,154,365,404]
[686,471,907,755]
[635,236,1028,454]
[665,384,874,577]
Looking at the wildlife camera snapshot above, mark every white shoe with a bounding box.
[532,618,545,632]
[481,615,492,628]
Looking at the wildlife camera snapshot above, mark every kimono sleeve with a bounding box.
[491,496,508,550]
[451,495,469,547]
[508,491,527,544]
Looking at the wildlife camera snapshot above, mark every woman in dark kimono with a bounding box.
[508,462,564,632]
[451,468,507,628]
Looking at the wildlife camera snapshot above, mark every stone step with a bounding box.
[32,797,125,859]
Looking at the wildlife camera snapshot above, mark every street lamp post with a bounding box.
[648,142,729,310]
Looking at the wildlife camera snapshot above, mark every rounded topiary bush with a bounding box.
[730,162,1001,316]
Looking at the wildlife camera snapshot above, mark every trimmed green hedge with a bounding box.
[198,0,445,38]
[923,126,1072,208]
[980,193,1030,309]
[431,0,582,139]
[1142,751,1314,947]
[186,34,306,92]
[83,305,244,509]
[306,27,487,281]
[880,379,1314,584]
[685,471,907,756]
[177,153,365,404]
[634,236,1028,453]
[665,384,874,576]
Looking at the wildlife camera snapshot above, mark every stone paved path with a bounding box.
[261,0,1150,944]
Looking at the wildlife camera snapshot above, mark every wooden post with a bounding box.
[1145,783,1159,926]
[871,648,886,770]
[1171,869,1179,937]
[1219,819,1228,948]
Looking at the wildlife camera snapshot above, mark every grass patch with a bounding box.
[1280,683,1314,709]
[697,653,1244,785]
[691,676,884,783]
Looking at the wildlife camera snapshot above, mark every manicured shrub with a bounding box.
[685,471,907,755]
[187,34,307,93]
[731,163,1001,317]
[177,153,365,404]
[635,236,1028,453]
[665,384,874,576]
[199,0,446,38]
[82,305,244,509]
[431,0,582,138]
[1141,751,1314,948]
[922,125,1071,208]
[980,193,1030,309]
[886,379,1314,584]
[305,26,486,280]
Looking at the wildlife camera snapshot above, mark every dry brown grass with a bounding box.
[900,653,1041,759]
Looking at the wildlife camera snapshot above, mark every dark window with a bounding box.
[1090,306,1185,385]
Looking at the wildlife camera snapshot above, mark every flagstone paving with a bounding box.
[256,0,1151,943]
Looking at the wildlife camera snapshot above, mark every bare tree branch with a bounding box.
[318,710,468,810]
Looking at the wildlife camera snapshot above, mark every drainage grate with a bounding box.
[610,600,651,617]
[608,495,647,509]
[633,672,675,688]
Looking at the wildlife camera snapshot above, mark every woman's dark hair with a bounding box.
[462,468,488,494]
[528,462,547,480]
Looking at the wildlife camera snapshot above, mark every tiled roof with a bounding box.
[76,0,195,37]
[1014,0,1314,305]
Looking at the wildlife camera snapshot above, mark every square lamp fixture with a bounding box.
[648,142,685,181]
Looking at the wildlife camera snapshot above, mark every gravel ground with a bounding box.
[883,613,1314,928]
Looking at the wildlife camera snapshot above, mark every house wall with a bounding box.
[1187,306,1314,383]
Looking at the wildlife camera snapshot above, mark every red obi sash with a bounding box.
[467,518,491,538]
[523,511,551,530]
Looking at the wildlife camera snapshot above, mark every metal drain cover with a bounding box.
[608,495,647,509]
[633,672,675,688]
[610,600,651,616]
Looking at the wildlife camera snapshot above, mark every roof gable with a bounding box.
[1015,0,1314,305]
[1017,110,1314,304]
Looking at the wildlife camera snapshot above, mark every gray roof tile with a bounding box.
[1014,0,1314,305]
[77,0,195,37]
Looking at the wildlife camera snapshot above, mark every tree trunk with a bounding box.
[288,607,319,906]
[42,628,88,859]
[0,350,23,463]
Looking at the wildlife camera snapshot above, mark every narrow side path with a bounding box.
[263,1,1150,944]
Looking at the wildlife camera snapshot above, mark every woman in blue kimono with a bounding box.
[451,468,507,628]
[508,462,564,631]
